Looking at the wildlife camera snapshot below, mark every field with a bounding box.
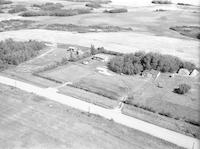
[0,83,183,149]
[0,0,199,148]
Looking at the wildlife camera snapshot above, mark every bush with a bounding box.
[0,8,3,13]
[0,39,46,70]
[85,2,101,8]
[0,0,12,5]
[174,84,191,95]
[177,3,191,6]
[104,8,128,13]
[155,9,167,12]
[152,0,172,4]
[20,11,48,17]
[64,0,111,4]
[32,2,64,11]
[8,5,27,13]
[21,8,91,17]
[197,33,200,39]
[108,56,124,73]
[108,52,196,75]
[182,61,196,72]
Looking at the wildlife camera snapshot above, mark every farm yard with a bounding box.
[0,0,199,148]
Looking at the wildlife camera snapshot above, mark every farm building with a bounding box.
[91,53,110,62]
[66,46,84,60]
[190,69,199,77]
[67,46,84,55]
[142,70,160,80]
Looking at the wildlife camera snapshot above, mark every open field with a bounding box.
[0,83,183,149]
[0,29,199,66]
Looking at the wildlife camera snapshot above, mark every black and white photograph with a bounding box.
[0,0,199,148]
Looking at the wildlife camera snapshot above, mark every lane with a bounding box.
[0,75,199,149]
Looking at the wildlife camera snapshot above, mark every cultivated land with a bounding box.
[0,83,183,149]
[0,0,200,148]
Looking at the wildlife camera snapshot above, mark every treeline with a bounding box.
[21,8,91,17]
[8,5,27,13]
[104,8,128,13]
[152,0,172,4]
[21,2,91,17]
[0,39,46,70]
[0,0,12,5]
[32,2,64,11]
[108,52,196,75]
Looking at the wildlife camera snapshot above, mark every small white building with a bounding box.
[92,54,110,62]
[178,68,190,76]
[190,69,199,77]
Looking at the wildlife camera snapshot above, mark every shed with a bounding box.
[67,46,83,56]
[190,69,199,77]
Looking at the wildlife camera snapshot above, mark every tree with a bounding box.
[174,84,191,94]
[90,44,97,55]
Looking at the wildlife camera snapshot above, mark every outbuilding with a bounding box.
[178,68,190,76]
[190,69,199,77]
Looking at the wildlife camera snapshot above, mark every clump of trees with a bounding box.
[104,8,128,13]
[0,8,3,13]
[8,5,27,13]
[108,52,196,75]
[0,0,12,5]
[20,11,48,17]
[0,39,46,70]
[174,84,191,95]
[152,0,172,4]
[85,2,101,8]
[32,2,64,11]
[20,8,91,17]
[90,45,123,56]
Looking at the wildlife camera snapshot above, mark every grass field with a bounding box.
[0,83,183,149]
